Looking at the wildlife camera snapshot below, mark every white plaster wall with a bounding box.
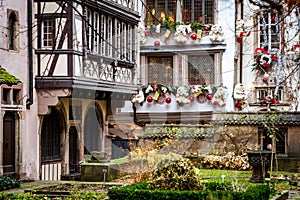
[217,0,236,111]
[0,0,39,180]
[241,1,300,111]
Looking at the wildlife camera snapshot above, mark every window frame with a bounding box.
[8,12,18,50]
[257,9,281,51]
[41,19,55,48]
[187,54,215,85]
[142,53,220,86]
[147,56,173,85]
[145,0,215,25]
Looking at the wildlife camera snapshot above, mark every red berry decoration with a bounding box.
[262,77,268,83]
[213,101,218,105]
[154,41,160,47]
[206,94,213,100]
[189,96,194,102]
[144,29,150,35]
[165,97,172,104]
[190,33,197,40]
[147,96,153,103]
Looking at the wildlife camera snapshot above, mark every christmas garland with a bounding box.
[131,84,228,107]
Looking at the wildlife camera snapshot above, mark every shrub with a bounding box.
[148,154,203,190]
[0,176,20,191]
[108,182,273,200]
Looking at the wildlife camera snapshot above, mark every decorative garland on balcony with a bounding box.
[131,84,228,107]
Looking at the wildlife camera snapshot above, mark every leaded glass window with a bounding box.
[148,57,173,85]
[188,55,214,85]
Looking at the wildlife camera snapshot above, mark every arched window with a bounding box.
[8,12,17,50]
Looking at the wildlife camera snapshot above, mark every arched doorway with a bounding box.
[3,112,16,175]
[41,107,64,180]
[84,103,103,154]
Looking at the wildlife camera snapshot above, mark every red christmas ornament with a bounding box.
[213,101,218,105]
[165,97,172,104]
[240,32,245,37]
[206,94,213,101]
[204,25,210,31]
[190,33,197,40]
[237,37,243,43]
[189,96,194,102]
[147,96,153,103]
[262,77,268,83]
[144,29,150,35]
[154,41,160,47]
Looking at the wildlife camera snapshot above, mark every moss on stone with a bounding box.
[0,66,22,85]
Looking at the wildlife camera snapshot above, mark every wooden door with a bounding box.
[3,112,15,175]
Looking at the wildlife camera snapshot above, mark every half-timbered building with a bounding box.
[34,0,139,180]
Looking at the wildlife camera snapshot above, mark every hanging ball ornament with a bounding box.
[206,94,213,100]
[165,97,172,104]
[144,29,150,35]
[189,96,194,102]
[190,33,197,40]
[262,77,268,83]
[147,96,153,103]
[154,41,160,47]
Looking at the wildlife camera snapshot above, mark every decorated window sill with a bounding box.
[131,84,228,109]
[139,21,225,47]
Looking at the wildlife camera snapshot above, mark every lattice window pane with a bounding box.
[42,20,54,47]
[183,0,214,23]
[148,57,173,85]
[258,10,280,51]
[145,0,176,26]
[188,55,214,85]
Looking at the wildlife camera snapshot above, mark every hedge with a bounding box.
[108,181,272,200]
